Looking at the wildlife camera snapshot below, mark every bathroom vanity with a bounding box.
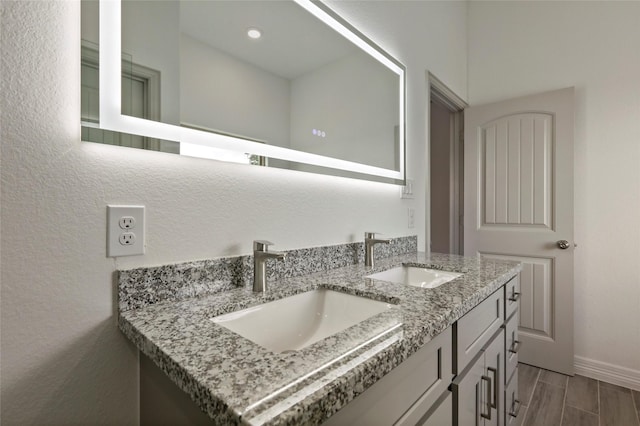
[118,240,521,425]
[324,266,522,425]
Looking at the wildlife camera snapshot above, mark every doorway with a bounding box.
[428,73,467,255]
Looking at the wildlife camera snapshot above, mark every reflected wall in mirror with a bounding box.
[81,0,405,184]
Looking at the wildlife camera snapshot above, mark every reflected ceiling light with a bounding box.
[247,28,262,39]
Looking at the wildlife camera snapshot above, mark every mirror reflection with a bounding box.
[81,0,404,182]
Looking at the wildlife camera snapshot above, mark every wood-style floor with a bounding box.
[516,363,640,426]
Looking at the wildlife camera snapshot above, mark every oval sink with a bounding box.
[367,266,462,288]
[211,289,393,353]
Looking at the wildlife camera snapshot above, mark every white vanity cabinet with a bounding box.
[451,275,522,426]
[452,287,506,426]
[324,327,453,426]
[452,329,505,425]
[451,288,505,426]
[325,274,521,426]
[453,289,504,374]
[504,276,521,425]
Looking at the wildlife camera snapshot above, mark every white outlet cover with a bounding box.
[107,205,145,257]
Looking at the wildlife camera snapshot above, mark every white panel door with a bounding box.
[464,88,575,375]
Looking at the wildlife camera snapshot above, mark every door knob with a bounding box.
[557,240,570,249]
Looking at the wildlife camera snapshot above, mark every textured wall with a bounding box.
[468,1,640,373]
[1,2,141,424]
[0,0,467,424]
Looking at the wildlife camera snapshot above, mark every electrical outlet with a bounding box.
[119,216,136,230]
[108,205,145,257]
[119,232,136,245]
[408,208,415,229]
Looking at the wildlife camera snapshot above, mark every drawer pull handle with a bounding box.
[487,367,498,408]
[509,292,521,302]
[509,340,521,354]
[509,399,522,417]
[481,375,492,420]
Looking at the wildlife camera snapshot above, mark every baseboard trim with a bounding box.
[575,356,640,391]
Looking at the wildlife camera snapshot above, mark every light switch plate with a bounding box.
[401,179,414,199]
[107,205,145,257]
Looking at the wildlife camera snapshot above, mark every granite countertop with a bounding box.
[118,252,521,425]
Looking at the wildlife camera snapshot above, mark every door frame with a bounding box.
[81,42,163,150]
[427,72,467,255]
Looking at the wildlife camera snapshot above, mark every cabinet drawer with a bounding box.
[505,313,519,383]
[505,367,521,426]
[454,289,504,373]
[504,275,520,320]
[396,390,452,426]
[324,327,452,426]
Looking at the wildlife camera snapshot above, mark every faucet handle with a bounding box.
[365,232,381,239]
[253,240,274,251]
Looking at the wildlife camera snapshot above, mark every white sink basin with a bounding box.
[367,266,462,288]
[211,289,393,353]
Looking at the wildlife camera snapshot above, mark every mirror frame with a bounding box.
[99,0,406,183]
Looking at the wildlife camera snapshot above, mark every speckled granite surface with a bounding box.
[118,251,521,425]
[118,235,417,312]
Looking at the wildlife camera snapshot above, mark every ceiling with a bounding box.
[179,1,357,80]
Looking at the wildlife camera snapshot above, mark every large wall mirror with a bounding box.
[81,0,405,184]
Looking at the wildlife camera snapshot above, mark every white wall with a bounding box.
[290,52,399,170]
[180,34,291,148]
[468,1,640,374]
[0,1,467,424]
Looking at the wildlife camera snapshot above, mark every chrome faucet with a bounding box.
[364,232,390,267]
[253,240,286,292]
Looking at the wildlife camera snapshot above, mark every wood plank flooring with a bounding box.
[516,363,640,426]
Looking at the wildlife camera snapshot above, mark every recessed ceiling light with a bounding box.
[247,28,262,40]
